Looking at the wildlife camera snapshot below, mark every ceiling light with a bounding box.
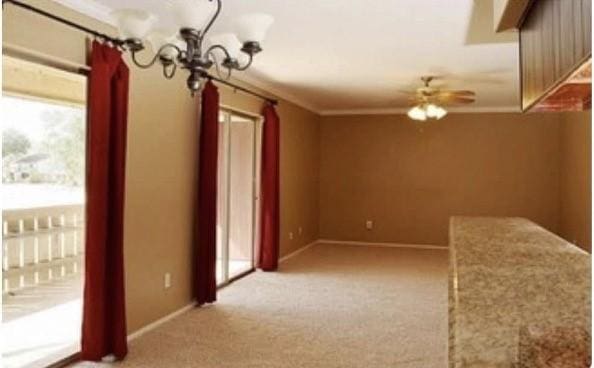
[208,33,245,67]
[408,104,448,121]
[111,9,157,40]
[146,29,180,58]
[110,0,274,95]
[407,105,427,121]
[433,106,448,119]
[425,104,439,118]
[425,104,448,120]
[170,0,215,31]
[234,13,275,44]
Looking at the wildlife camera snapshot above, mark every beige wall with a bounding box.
[559,111,592,252]
[3,0,320,333]
[319,113,567,246]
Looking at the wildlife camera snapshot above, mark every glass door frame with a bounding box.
[217,105,263,287]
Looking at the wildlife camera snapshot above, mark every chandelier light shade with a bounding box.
[234,13,275,43]
[209,33,243,60]
[109,0,274,95]
[170,0,216,30]
[146,29,177,54]
[111,9,157,40]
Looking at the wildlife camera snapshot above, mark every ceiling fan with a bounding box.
[401,76,476,121]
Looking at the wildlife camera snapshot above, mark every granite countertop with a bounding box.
[449,217,591,368]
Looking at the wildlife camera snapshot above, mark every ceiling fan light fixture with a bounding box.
[425,103,439,118]
[425,104,448,119]
[403,76,472,121]
[434,106,448,119]
[407,105,427,121]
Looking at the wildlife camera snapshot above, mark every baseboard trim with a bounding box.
[127,302,197,342]
[279,240,318,263]
[317,239,447,250]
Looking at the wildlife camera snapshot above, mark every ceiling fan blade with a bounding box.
[396,89,417,96]
[400,76,477,106]
[439,95,476,104]
[439,90,476,97]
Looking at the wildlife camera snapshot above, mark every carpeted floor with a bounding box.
[73,243,448,368]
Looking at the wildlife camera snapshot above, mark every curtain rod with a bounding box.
[2,0,124,46]
[208,75,278,105]
[2,0,279,106]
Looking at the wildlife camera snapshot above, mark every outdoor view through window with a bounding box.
[2,95,86,368]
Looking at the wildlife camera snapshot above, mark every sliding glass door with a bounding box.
[216,109,261,285]
[2,56,87,368]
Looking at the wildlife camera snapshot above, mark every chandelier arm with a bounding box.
[131,43,183,69]
[163,63,177,79]
[198,0,223,50]
[131,50,160,69]
[205,44,232,61]
[207,50,232,80]
[235,53,254,71]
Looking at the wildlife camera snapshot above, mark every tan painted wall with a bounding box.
[559,111,592,252]
[3,0,320,333]
[319,113,565,246]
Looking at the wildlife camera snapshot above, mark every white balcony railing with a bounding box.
[2,205,85,294]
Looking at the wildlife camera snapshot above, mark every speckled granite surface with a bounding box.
[449,217,591,368]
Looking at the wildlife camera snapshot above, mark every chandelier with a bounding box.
[407,103,448,121]
[111,0,274,95]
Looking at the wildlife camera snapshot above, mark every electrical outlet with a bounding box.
[366,220,373,230]
[298,227,303,235]
[289,232,294,240]
[164,273,171,289]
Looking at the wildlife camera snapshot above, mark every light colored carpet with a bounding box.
[72,243,448,368]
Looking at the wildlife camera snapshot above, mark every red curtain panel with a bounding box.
[195,80,219,305]
[258,104,280,271]
[81,41,129,361]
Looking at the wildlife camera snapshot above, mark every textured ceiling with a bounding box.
[56,0,520,114]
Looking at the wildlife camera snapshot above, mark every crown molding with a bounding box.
[319,105,522,116]
[53,0,115,25]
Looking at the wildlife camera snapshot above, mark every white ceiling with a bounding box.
[57,0,521,114]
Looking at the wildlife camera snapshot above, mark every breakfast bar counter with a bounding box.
[449,217,591,367]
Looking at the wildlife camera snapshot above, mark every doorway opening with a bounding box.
[216,108,262,286]
[2,56,87,368]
